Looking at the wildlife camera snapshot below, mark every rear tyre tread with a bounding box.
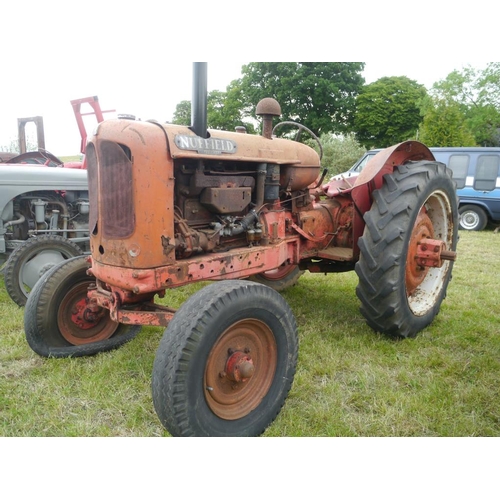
[355,161,458,339]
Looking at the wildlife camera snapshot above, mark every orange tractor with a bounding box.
[24,64,458,436]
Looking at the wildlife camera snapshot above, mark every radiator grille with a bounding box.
[85,143,98,235]
[97,140,134,238]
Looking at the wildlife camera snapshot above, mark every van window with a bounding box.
[474,155,500,191]
[447,155,469,189]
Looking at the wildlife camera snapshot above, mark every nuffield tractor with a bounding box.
[24,64,458,436]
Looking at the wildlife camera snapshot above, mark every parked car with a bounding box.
[333,147,500,231]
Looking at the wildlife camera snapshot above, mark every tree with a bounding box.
[171,100,191,126]
[315,133,366,177]
[206,89,255,133]
[234,62,365,137]
[171,90,255,133]
[0,136,38,153]
[171,63,365,138]
[430,64,500,146]
[353,76,427,149]
[418,97,477,147]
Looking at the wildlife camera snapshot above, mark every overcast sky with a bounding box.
[0,1,495,156]
[0,59,482,156]
[1,1,496,486]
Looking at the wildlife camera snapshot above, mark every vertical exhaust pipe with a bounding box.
[191,62,208,138]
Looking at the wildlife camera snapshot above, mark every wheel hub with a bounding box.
[463,213,477,225]
[406,209,434,295]
[224,350,255,382]
[204,319,277,420]
[70,297,106,329]
[58,282,118,345]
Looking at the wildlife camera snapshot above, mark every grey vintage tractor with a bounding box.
[1,97,111,306]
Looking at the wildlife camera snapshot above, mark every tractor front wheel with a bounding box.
[152,280,298,436]
[24,255,141,357]
[355,161,458,339]
[248,263,303,291]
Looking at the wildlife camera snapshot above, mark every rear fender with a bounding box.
[351,140,435,257]
[352,141,435,212]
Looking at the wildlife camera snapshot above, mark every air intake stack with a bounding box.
[191,62,208,139]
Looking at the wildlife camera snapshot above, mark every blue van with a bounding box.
[339,147,500,231]
[431,148,500,231]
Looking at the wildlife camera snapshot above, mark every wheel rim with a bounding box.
[57,281,118,345]
[460,210,479,230]
[20,250,68,295]
[406,210,434,295]
[204,319,277,420]
[259,263,296,281]
[405,190,453,316]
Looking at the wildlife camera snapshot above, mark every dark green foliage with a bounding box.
[171,63,365,138]
[419,97,477,147]
[353,76,427,149]
[171,100,191,125]
[206,88,256,134]
[237,62,365,136]
[172,90,256,133]
[427,63,500,146]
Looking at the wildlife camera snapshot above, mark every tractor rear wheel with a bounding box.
[248,263,303,291]
[152,280,298,436]
[4,235,84,307]
[24,255,141,357]
[355,161,458,339]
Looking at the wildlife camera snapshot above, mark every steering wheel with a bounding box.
[272,121,323,160]
[38,148,63,167]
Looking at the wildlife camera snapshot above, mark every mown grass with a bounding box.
[59,155,83,162]
[0,230,499,437]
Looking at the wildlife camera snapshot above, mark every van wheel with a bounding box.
[458,205,487,231]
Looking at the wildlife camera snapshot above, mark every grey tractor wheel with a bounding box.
[3,235,85,307]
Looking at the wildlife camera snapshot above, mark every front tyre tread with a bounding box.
[24,256,141,358]
[152,280,298,437]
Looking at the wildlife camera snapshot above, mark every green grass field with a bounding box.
[1,230,499,437]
